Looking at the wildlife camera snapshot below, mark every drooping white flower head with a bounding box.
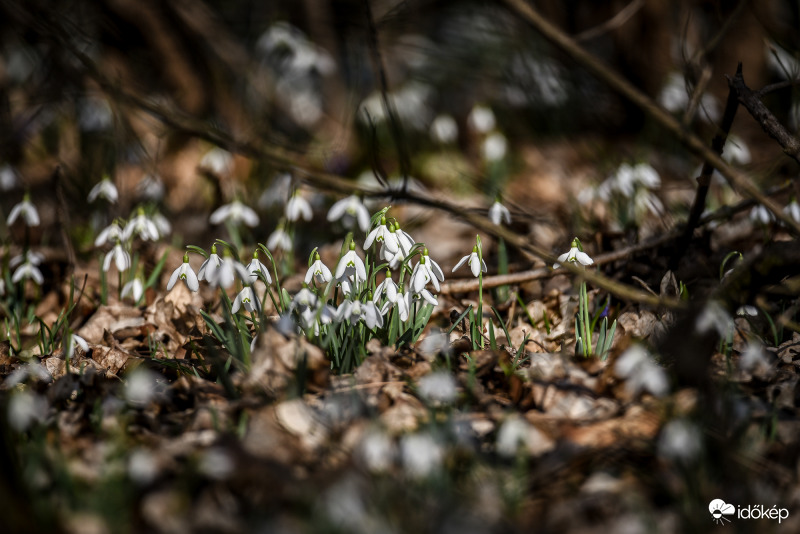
[95,221,125,247]
[482,132,507,161]
[123,207,161,242]
[208,254,250,289]
[467,104,496,133]
[453,244,487,278]
[87,177,119,204]
[364,216,399,253]
[199,147,234,176]
[749,204,774,225]
[103,242,131,272]
[401,432,443,479]
[429,114,458,144]
[723,134,751,165]
[121,277,144,302]
[197,245,222,281]
[334,241,367,290]
[327,195,370,232]
[784,199,800,224]
[553,238,593,269]
[136,174,165,202]
[12,261,43,285]
[373,270,399,304]
[381,288,410,322]
[231,286,261,314]
[166,254,199,292]
[0,164,20,192]
[488,200,511,226]
[245,250,272,285]
[285,191,313,222]
[7,194,40,227]
[267,223,293,251]
[614,344,668,398]
[65,333,89,358]
[417,372,457,405]
[290,286,319,312]
[305,252,332,285]
[209,199,260,227]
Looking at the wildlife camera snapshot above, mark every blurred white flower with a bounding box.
[784,200,800,224]
[103,242,131,272]
[65,333,89,358]
[373,272,399,304]
[210,200,259,227]
[123,208,160,242]
[381,289,410,322]
[95,221,124,247]
[8,195,40,226]
[285,192,313,221]
[468,104,496,133]
[258,173,292,209]
[8,390,48,431]
[267,224,292,251]
[121,278,144,302]
[124,369,159,407]
[417,372,457,405]
[615,345,668,397]
[327,195,370,232]
[128,449,158,486]
[429,114,458,144]
[199,147,234,176]
[87,177,119,203]
[739,341,770,373]
[78,96,113,131]
[749,204,774,225]
[166,255,199,292]
[488,200,512,225]
[401,433,443,478]
[208,256,250,289]
[359,429,396,473]
[12,261,43,285]
[482,132,507,161]
[696,301,734,337]
[136,174,164,201]
[0,164,20,191]
[658,419,702,464]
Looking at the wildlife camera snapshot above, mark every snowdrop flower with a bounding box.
[364,216,399,253]
[231,286,261,314]
[305,252,332,285]
[87,177,119,203]
[784,199,800,224]
[417,372,457,405]
[121,277,144,302]
[8,390,48,432]
[10,251,43,268]
[410,251,444,293]
[208,254,250,289]
[7,194,40,226]
[401,433,444,478]
[291,286,318,312]
[658,419,702,464]
[285,191,313,221]
[335,242,367,289]
[12,261,44,285]
[267,223,292,251]
[166,254,199,291]
[258,172,292,209]
[415,288,438,307]
[373,271,399,304]
[152,211,171,236]
[394,223,415,256]
[337,299,381,328]
[724,135,751,165]
[327,195,370,232]
[103,242,131,272]
[123,207,160,241]
[468,104,496,133]
[429,114,458,144]
[361,301,384,329]
[736,305,758,317]
[482,132,507,161]
[197,245,222,281]
[453,245,487,278]
[489,199,511,225]
[614,344,668,397]
[65,333,89,358]
[246,251,272,285]
[381,289,410,321]
[749,204,774,225]
[199,147,234,176]
[95,221,124,247]
[300,303,337,337]
[0,164,20,191]
[696,301,734,337]
[209,199,259,227]
[136,174,165,202]
[553,238,593,268]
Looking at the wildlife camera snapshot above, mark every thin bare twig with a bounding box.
[574,0,645,42]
